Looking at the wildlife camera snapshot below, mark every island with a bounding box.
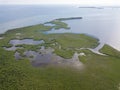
[79,6,104,9]
[55,17,83,21]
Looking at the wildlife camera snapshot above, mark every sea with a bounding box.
[0,5,120,50]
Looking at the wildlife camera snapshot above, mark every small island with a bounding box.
[79,6,104,9]
[55,17,83,21]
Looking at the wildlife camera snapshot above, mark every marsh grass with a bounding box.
[0,19,120,90]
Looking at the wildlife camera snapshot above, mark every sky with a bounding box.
[0,0,120,6]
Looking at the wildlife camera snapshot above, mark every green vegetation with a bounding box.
[100,44,120,58]
[53,33,99,48]
[54,49,74,59]
[1,43,120,90]
[16,44,41,51]
[46,20,70,30]
[0,18,120,90]
[77,48,120,90]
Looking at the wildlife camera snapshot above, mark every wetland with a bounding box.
[0,5,120,90]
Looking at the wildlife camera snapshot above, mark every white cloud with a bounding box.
[0,0,120,5]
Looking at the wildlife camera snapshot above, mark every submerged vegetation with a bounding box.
[0,17,120,90]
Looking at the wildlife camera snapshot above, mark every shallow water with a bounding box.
[4,46,23,51]
[88,43,106,55]
[14,46,83,68]
[14,52,22,60]
[10,39,44,45]
[4,39,45,51]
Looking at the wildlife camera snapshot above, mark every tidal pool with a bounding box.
[14,46,84,68]
[14,52,22,60]
[10,39,45,46]
[4,39,45,51]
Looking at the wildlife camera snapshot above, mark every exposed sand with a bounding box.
[16,33,21,35]
[0,37,3,39]
[76,43,107,56]
[118,83,120,90]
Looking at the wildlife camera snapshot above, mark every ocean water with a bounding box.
[0,5,120,50]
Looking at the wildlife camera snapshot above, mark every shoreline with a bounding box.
[0,17,119,52]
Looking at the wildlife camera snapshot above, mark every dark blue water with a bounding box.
[0,5,120,50]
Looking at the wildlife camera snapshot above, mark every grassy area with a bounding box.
[100,44,120,58]
[46,20,70,30]
[16,44,42,51]
[0,18,120,90]
[0,44,120,90]
[54,48,74,59]
[53,33,99,49]
[77,48,120,90]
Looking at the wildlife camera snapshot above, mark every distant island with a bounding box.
[79,6,120,9]
[45,17,83,30]
[55,17,83,21]
[104,6,120,8]
[79,6,104,9]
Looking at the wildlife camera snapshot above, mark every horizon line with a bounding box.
[0,3,120,6]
